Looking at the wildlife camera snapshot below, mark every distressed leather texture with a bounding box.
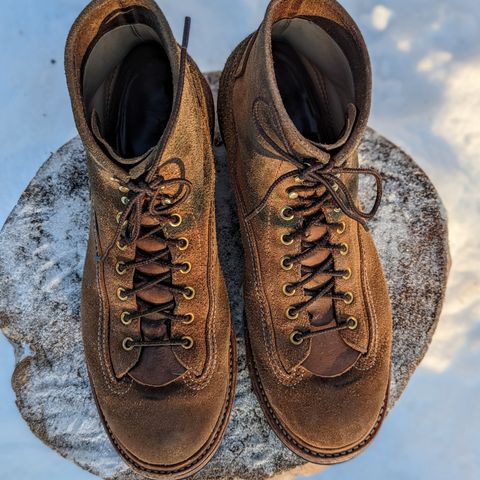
[218,0,392,464]
[65,1,236,478]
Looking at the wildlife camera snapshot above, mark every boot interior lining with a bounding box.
[272,18,355,145]
[82,24,173,159]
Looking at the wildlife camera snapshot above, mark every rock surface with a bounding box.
[0,73,449,480]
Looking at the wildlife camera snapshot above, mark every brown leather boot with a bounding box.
[65,1,236,477]
[219,0,392,464]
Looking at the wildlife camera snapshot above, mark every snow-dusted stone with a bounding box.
[0,73,449,480]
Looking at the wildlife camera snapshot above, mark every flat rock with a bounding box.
[0,73,449,480]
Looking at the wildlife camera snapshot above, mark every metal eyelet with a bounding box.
[332,183,339,192]
[286,307,299,320]
[280,206,295,221]
[162,197,173,206]
[343,291,354,305]
[116,261,127,276]
[177,237,189,251]
[122,337,134,351]
[182,336,194,349]
[340,243,349,256]
[116,240,128,251]
[183,287,195,300]
[290,330,304,345]
[116,212,128,227]
[121,311,132,325]
[342,268,352,280]
[121,196,130,205]
[179,262,192,274]
[334,208,341,213]
[117,288,128,301]
[287,190,299,200]
[337,221,346,234]
[281,233,294,246]
[283,283,296,297]
[118,185,130,193]
[182,313,195,325]
[169,214,182,227]
[347,316,358,330]
[281,256,293,271]
[294,176,303,183]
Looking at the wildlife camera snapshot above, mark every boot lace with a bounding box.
[101,17,195,352]
[251,98,383,345]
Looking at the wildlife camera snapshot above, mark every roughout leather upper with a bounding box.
[65,0,235,476]
[219,0,392,462]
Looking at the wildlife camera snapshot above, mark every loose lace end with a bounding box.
[182,17,191,50]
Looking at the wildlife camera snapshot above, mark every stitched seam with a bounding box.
[355,227,379,371]
[222,39,303,387]
[182,64,220,389]
[183,198,219,390]
[92,206,132,395]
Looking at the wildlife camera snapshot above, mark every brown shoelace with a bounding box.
[101,17,194,351]
[251,98,383,342]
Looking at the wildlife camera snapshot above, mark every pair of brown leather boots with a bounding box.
[65,0,392,478]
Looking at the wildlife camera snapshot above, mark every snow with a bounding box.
[0,0,479,479]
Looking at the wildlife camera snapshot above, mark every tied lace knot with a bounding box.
[101,173,192,262]
[247,98,383,228]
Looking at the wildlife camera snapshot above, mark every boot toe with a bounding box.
[265,368,389,456]
[96,377,230,472]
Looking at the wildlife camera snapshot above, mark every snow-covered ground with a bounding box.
[0,1,479,479]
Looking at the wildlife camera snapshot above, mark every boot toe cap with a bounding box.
[96,377,231,473]
[264,368,389,457]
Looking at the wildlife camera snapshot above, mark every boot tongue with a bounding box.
[128,211,187,387]
[268,99,357,168]
[91,111,155,179]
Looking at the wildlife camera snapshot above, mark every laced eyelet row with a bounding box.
[122,335,194,351]
[249,97,383,351]
[117,285,195,302]
[289,316,358,346]
[107,28,197,350]
[279,204,356,341]
[120,310,194,327]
